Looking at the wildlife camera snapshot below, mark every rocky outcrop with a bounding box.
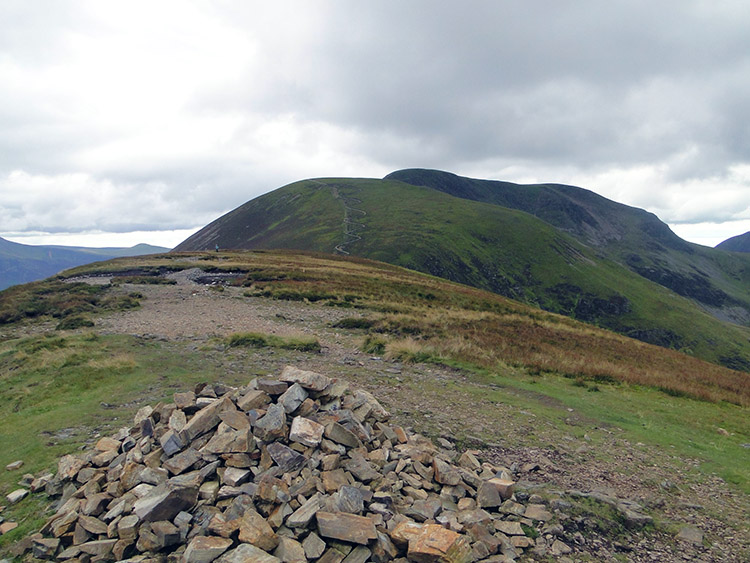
[13,366,630,562]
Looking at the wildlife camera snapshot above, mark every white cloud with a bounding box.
[1,0,750,247]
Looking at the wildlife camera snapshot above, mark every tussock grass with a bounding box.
[225,332,321,353]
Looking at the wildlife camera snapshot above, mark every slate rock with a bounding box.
[316,511,377,545]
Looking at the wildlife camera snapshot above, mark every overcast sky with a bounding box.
[1,1,749,249]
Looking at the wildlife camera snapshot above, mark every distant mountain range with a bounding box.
[0,237,167,290]
[716,231,750,253]
[175,169,750,370]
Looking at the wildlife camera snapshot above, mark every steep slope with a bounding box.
[386,169,750,328]
[0,237,167,290]
[175,177,750,369]
[717,231,750,253]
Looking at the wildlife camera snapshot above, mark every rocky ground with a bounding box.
[3,271,749,562]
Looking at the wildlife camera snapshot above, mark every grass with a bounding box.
[225,331,321,353]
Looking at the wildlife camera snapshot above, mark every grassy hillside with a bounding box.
[0,250,748,555]
[175,178,750,369]
[717,231,750,253]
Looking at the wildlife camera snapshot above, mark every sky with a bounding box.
[1,1,750,249]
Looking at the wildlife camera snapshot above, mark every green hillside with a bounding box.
[717,231,750,253]
[175,176,750,369]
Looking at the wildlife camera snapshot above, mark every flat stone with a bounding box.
[117,514,140,542]
[78,538,117,557]
[169,409,187,432]
[321,469,351,492]
[267,442,307,472]
[0,521,18,535]
[524,504,553,522]
[279,366,332,391]
[303,531,327,559]
[57,454,87,481]
[174,391,196,410]
[5,460,23,471]
[217,543,281,563]
[254,403,289,441]
[181,396,236,443]
[487,478,515,500]
[151,520,180,548]
[203,428,255,454]
[222,467,251,487]
[406,497,442,522]
[160,429,187,456]
[433,458,461,486]
[407,523,472,563]
[325,422,362,449]
[238,509,279,551]
[237,389,271,411]
[495,521,525,536]
[163,447,201,475]
[257,378,289,395]
[289,416,325,447]
[287,492,324,528]
[220,409,252,430]
[95,437,121,452]
[342,452,380,482]
[476,481,502,508]
[33,537,60,559]
[677,525,704,545]
[278,383,309,413]
[183,535,233,563]
[274,536,306,563]
[5,489,28,504]
[77,514,108,535]
[133,481,199,522]
[329,485,364,514]
[316,511,377,545]
[342,545,371,563]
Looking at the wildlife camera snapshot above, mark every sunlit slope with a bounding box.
[175,178,750,368]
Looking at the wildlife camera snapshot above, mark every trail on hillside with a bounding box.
[316,182,366,255]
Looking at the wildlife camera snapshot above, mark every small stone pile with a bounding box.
[19,366,567,563]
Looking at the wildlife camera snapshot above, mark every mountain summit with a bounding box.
[175,170,750,369]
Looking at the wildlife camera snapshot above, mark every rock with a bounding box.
[32,537,60,560]
[255,403,289,441]
[487,478,515,500]
[495,521,525,536]
[289,416,325,447]
[78,538,117,557]
[57,454,86,481]
[183,535,233,563]
[342,545,371,563]
[257,378,289,395]
[133,481,199,522]
[303,531,327,559]
[5,489,28,504]
[316,511,378,545]
[677,525,704,545]
[325,422,362,449]
[0,522,18,535]
[287,492,324,528]
[267,442,307,472]
[238,509,279,551]
[274,536,307,562]
[433,458,461,486]
[218,543,281,563]
[407,523,472,563]
[160,429,187,456]
[476,481,502,508]
[278,383,309,413]
[5,460,23,471]
[237,389,271,411]
[181,396,235,443]
[279,366,332,392]
[549,539,572,556]
[524,504,553,522]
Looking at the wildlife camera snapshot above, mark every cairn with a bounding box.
[18,366,566,562]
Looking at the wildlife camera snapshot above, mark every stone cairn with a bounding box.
[18,366,564,563]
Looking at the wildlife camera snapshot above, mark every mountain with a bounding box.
[716,231,750,253]
[0,237,167,290]
[174,170,750,370]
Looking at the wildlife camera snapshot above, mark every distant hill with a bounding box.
[175,170,750,370]
[716,231,750,253]
[0,237,167,290]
